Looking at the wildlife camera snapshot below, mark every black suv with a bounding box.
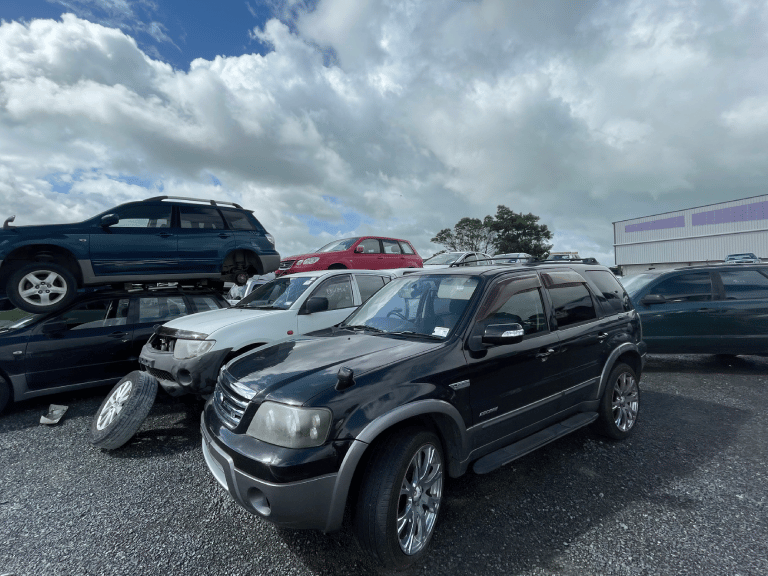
[0,285,228,414]
[201,263,645,568]
[0,196,280,314]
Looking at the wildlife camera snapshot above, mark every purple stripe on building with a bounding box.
[692,200,768,226]
[625,215,685,233]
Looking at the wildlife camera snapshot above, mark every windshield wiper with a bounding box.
[341,324,386,333]
[387,331,444,340]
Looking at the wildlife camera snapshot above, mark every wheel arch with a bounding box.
[221,249,266,278]
[0,244,83,286]
[596,343,643,400]
[322,399,469,533]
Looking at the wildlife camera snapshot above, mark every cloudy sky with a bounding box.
[1,0,767,263]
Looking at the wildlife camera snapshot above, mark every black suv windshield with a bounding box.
[342,274,480,338]
[237,276,318,310]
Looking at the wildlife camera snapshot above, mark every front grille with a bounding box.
[278,260,295,270]
[213,369,252,429]
[148,333,176,353]
[144,366,175,382]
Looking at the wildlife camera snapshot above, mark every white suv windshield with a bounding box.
[237,276,318,310]
[424,253,462,265]
[342,275,480,339]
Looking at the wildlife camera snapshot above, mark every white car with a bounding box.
[136,269,395,396]
[422,251,492,268]
[225,273,276,305]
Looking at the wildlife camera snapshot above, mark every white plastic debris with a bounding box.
[40,404,68,425]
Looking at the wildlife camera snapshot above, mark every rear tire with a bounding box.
[355,428,444,570]
[90,371,158,450]
[6,262,78,314]
[595,362,640,440]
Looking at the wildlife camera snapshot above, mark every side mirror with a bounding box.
[640,294,666,306]
[354,245,365,253]
[101,214,119,227]
[42,320,68,334]
[482,323,524,346]
[303,296,329,314]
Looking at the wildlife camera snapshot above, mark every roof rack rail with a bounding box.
[143,196,243,209]
[528,258,600,265]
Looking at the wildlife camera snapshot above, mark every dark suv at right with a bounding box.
[202,262,645,569]
[622,263,768,355]
[1,196,280,314]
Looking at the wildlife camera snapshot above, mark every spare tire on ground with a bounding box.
[90,370,158,450]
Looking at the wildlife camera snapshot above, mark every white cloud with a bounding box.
[2,0,768,265]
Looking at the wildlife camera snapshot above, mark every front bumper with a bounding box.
[261,253,281,274]
[201,415,339,530]
[139,344,231,396]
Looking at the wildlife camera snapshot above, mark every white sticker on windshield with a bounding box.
[432,327,449,337]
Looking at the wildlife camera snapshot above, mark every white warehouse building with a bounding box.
[614,194,768,276]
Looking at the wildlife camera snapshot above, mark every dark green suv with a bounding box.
[623,263,768,355]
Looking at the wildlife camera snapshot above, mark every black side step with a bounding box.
[473,412,599,475]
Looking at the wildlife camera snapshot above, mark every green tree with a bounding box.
[430,216,496,253]
[490,206,552,259]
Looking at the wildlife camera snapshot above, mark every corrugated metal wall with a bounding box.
[614,195,768,265]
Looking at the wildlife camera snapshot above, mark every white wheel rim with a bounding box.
[612,372,639,432]
[397,443,443,555]
[96,380,133,431]
[18,270,68,307]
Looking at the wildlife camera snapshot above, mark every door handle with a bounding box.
[107,331,128,338]
[536,348,555,359]
[597,332,608,341]
[157,232,172,238]
[218,233,230,239]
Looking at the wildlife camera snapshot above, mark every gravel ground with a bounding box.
[1,354,767,576]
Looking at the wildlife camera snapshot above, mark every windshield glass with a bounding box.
[342,274,480,338]
[315,238,359,253]
[620,273,660,294]
[237,276,318,310]
[424,253,462,265]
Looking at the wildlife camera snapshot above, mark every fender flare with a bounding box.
[595,342,643,400]
[322,399,468,532]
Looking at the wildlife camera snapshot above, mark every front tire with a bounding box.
[595,362,640,440]
[90,371,158,450]
[6,262,78,314]
[355,428,444,570]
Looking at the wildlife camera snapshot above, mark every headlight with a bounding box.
[295,259,304,266]
[302,257,319,265]
[246,402,332,448]
[173,339,216,360]
[266,233,275,245]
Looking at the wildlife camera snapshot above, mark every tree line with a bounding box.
[431,205,553,259]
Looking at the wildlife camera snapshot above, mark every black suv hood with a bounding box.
[225,331,442,405]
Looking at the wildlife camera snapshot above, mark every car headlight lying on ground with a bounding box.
[173,339,216,360]
[246,402,332,448]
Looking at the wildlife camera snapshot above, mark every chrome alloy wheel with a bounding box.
[397,443,443,555]
[612,371,639,432]
[96,380,133,431]
[17,270,68,307]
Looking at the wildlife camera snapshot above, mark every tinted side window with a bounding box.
[477,276,548,336]
[548,285,597,328]
[719,270,768,300]
[189,295,223,312]
[179,206,226,230]
[649,273,712,302]
[399,242,415,255]
[220,209,257,231]
[382,240,402,254]
[58,299,130,330]
[585,270,633,314]
[358,239,381,253]
[138,296,188,322]
[355,275,386,303]
[311,276,355,310]
[111,205,172,228]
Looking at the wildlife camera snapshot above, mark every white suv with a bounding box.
[137,269,395,396]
